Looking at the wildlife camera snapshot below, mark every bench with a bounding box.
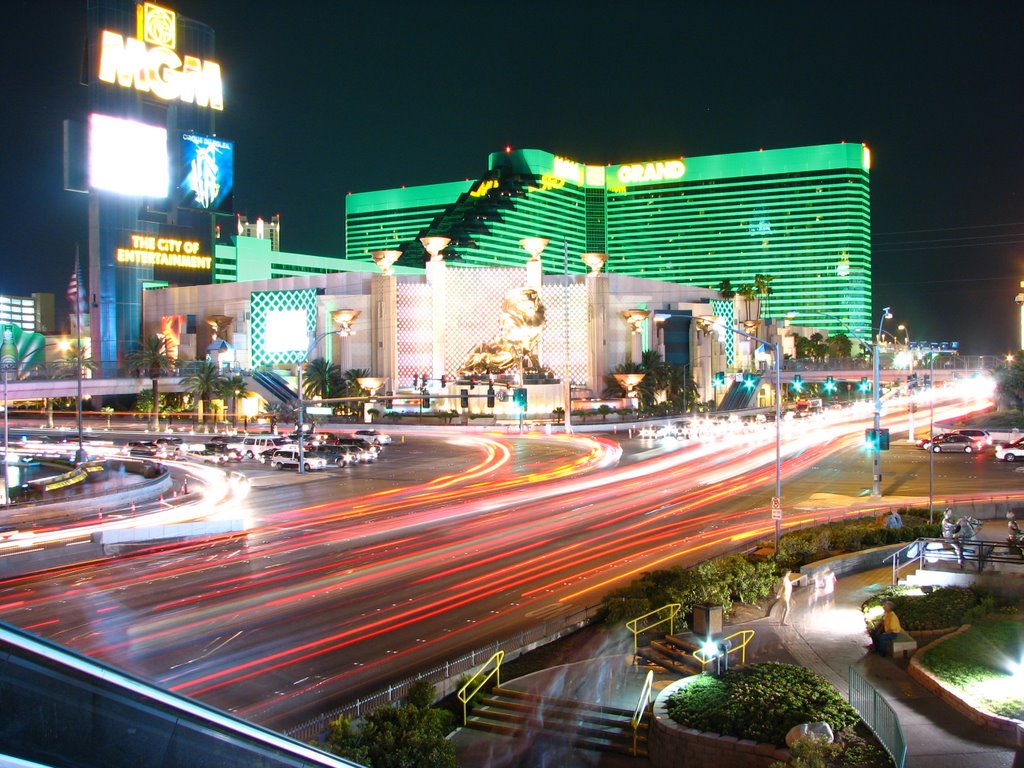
[885,631,917,659]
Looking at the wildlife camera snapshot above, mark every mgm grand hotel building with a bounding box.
[344,143,872,340]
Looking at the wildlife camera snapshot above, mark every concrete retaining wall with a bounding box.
[649,678,791,768]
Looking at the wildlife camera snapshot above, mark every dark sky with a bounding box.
[3,1,1023,355]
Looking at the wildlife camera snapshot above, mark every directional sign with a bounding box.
[305,406,333,416]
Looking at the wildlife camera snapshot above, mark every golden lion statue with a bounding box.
[460,287,546,376]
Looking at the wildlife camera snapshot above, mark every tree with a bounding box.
[181,360,226,430]
[995,352,1024,410]
[664,362,698,413]
[303,358,342,399]
[717,279,736,300]
[754,273,775,318]
[125,336,173,430]
[261,401,290,434]
[219,374,248,428]
[826,332,853,359]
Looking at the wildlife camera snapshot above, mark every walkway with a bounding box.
[451,566,1020,767]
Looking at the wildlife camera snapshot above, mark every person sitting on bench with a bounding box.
[871,601,902,657]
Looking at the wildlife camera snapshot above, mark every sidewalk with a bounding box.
[451,566,1020,767]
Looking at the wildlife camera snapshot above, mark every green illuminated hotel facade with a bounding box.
[345,143,871,337]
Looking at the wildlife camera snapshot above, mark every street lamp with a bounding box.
[0,326,18,505]
[871,307,893,499]
[713,321,783,551]
[898,323,914,441]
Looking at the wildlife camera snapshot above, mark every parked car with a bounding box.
[353,429,391,445]
[953,429,992,446]
[995,438,1024,462]
[264,446,327,471]
[922,433,980,453]
[227,435,289,460]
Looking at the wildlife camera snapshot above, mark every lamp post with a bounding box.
[871,307,893,499]
[714,321,783,551]
[0,326,18,505]
[928,350,935,523]
[898,323,914,441]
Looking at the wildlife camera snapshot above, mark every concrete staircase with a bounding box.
[465,686,649,758]
[634,631,705,676]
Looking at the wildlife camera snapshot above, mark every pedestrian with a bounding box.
[884,510,903,529]
[1008,512,1023,558]
[870,600,902,656]
[775,570,793,626]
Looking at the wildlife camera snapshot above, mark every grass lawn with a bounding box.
[916,616,1024,720]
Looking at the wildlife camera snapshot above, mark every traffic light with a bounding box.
[440,375,448,387]
[823,376,836,394]
[864,428,891,450]
[412,373,419,387]
[514,387,528,409]
[421,393,430,408]
[713,371,726,387]
[486,385,496,408]
[791,374,803,392]
[460,388,470,408]
[858,377,871,393]
[743,373,756,389]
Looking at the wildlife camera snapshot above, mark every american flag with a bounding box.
[67,254,87,315]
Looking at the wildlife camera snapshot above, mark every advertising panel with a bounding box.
[89,113,169,197]
[115,224,212,285]
[178,133,234,213]
[249,289,319,367]
[158,314,185,361]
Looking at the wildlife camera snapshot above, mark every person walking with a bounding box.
[775,570,794,626]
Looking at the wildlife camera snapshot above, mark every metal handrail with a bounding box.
[631,670,654,756]
[691,629,756,669]
[884,536,1024,584]
[626,603,682,654]
[456,650,503,725]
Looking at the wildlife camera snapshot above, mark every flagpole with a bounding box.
[74,245,86,464]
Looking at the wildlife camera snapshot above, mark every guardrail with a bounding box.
[457,650,503,726]
[626,603,682,655]
[632,670,654,756]
[691,629,756,671]
[885,536,1024,585]
[849,666,907,768]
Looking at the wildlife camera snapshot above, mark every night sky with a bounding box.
[3,1,1023,355]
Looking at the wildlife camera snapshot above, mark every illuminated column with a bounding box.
[583,253,609,395]
[694,315,717,404]
[521,237,549,291]
[421,237,451,382]
[371,250,401,391]
[331,309,360,373]
[621,309,650,365]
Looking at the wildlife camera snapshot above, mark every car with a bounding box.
[353,429,391,445]
[995,440,1024,461]
[311,445,356,467]
[186,448,228,464]
[953,429,992,446]
[264,446,327,471]
[227,435,289,460]
[205,443,242,461]
[922,433,979,453]
[121,440,161,457]
[334,437,380,460]
[637,425,673,440]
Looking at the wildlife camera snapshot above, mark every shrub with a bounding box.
[665,662,859,746]
[863,587,981,631]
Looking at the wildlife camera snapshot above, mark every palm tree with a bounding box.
[219,374,248,429]
[717,279,736,300]
[754,273,775,319]
[664,363,698,413]
[181,360,225,431]
[303,358,342,399]
[261,401,290,434]
[126,336,173,430]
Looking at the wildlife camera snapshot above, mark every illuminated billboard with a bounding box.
[178,133,234,213]
[249,289,319,366]
[158,314,185,361]
[97,3,224,110]
[89,113,168,197]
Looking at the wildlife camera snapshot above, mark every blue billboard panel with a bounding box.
[178,133,234,214]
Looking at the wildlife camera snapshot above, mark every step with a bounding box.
[465,714,647,757]
[478,694,637,730]
[492,686,636,719]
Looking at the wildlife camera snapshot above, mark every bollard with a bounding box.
[130,502,136,515]
[181,478,189,495]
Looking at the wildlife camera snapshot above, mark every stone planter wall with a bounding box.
[649,678,791,768]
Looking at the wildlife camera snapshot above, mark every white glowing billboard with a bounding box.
[88,113,169,197]
[264,309,308,354]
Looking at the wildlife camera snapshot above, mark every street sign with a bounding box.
[305,406,333,416]
[771,497,781,510]
[771,508,782,520]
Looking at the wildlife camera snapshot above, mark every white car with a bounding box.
[227,435,289,460]
[185,449,228,464]
[995,440,1024,462]
[265,446,327,471]
[353,429,391,445]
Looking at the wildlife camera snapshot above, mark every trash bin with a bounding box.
[692,604,723,636]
